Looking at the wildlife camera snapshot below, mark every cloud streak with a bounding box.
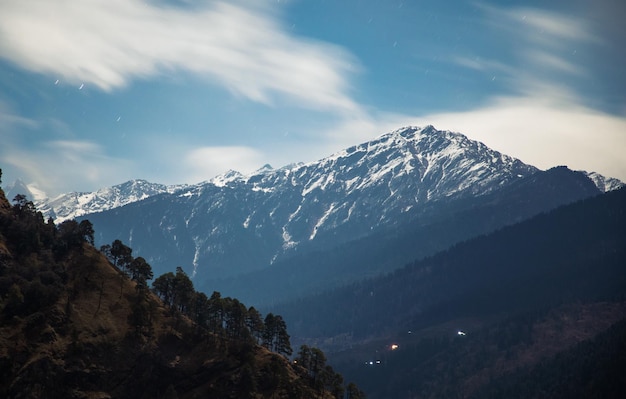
[415,96,626,178]
[0,0,358,112]
[183,146,266,184]
[1,125,133,196]
[454,3,599,92]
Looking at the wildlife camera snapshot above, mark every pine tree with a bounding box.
[110,239,133,273]
[246,306,264,343]
[173,267,194,313]
[129,256,153,284]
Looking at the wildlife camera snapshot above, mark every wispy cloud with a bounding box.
[507,7,598,44]
[0,0,358,112]
[522,49,585,76]
[313,78,626,183]
[183,146,266,183]
[454,3,599,89]
[0,101,39,129]
[477,3,599,46]
[448,56,513,74]
[2,136,133,196]
[408,88,626,182]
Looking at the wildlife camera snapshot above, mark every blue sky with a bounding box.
[1,0,625,197]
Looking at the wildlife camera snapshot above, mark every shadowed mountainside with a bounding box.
[270,187,626,398]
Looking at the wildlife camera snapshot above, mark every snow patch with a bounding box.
[309,203,336,240]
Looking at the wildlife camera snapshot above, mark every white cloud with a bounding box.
[455,3,599,89]
[522,49,585,76]
[425,6,623,181]
[449,56,513,74]
[395,93,626,182]
[512,8,599,44]
[253,70,626,184]
[478,3,598,46]
[183,146,266,183]
[0,0,358,113]
[0,101,39,129]
[2,137,133,197]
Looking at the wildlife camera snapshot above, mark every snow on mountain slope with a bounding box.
[227,125,539,250]
[37,180,188,223]
[583,171,624,192]
[26,126,621,228]
[31,125,623,288]
[85,126,546,279]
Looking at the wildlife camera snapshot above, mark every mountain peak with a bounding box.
[256,163,274,173]
[210,169,244,187]
[5,179,48,203]
[582,171,624,192]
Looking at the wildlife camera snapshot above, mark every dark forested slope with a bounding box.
[275,187,626,342]
[271,187,626,398]
[0,180,352,399]
[212,166,604,306]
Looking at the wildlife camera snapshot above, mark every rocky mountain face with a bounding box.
[209,164,608,306]
[39,180,188,223]
[4,178,188,223]
[7,127,620,230]
[82,127,532,271]
[584,171,624,192]
[75,126,619,303]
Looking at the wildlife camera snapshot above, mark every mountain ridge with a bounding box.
[7,126,621,227]
[6,126,623,305]
[82,126,542,279]
[73,126,621,301]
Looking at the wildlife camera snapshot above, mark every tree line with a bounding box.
[98,237,294,357]
[97,237,366,397]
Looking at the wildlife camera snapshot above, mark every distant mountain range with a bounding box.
[4,179,188,223]
[5,125,624,306]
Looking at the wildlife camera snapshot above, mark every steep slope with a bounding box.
[470,315,626,399]
[0,186,345,399]
[3,178,47,203]
[85,126,541,279]
[209,166,603,306]
[84,126,615,305]
[583,171,624,192]
[275,187,626,342]
[333,302,626,399]
[268,187,626,398]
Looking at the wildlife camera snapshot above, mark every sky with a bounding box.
[1,0,625,197]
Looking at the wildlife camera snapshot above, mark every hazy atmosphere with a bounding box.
[1,0,625,196]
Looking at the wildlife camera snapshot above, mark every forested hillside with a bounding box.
[0,173,360,399]
[271,188,626,398]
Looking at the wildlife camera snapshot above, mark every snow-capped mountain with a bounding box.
[4,179,48,204]
[26,125,619,305]
[79,126,573,277]
[220,125,539,251]
[24,127,620,227]
[35,180,188,223]
[583,171,624,193]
